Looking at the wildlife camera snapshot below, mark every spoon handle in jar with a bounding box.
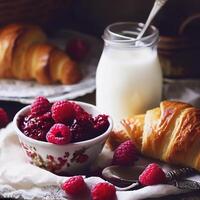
[136,0,168,40]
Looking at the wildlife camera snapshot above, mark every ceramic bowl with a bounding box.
[13,101,113,175]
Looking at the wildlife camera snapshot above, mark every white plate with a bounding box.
[0,30,103,104]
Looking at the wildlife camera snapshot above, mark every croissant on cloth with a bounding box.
[107,101,200,171]
[0,24,81,84]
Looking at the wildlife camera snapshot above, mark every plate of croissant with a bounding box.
[0,24,102,104]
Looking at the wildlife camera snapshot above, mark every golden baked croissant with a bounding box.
[108,101,200,171]
[0,24,81,84]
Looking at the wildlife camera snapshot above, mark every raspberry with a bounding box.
[61,176,87,196]
[0,108,9,128]
[72,102,91,118]
[51,100,75,124]
[20,112,54,141]
[70,115,94,142]
[31,96,51,116]
[91,182,116,200]
[66,38,89,61]
[139,163,166,186]
[72,102,84,113]
[93,114,109,136]
[46,123,71,145]
[112,140,138,166]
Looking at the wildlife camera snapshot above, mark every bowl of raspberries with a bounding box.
[13,96,113,174]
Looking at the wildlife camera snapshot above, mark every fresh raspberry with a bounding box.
[72,102,84,114]
[71,102,91,119]
[31,96,51,116]
[20,112,54,141]
[0,108,9,128]
[93,114,109,136]
[139,163,166,186]
[46,123,71,145]
[70,115,94,142]
[112,140,138,166]
[51,100,75,124]
[66,38,89,61]
[61,176,87,196]
[91,182,116,200]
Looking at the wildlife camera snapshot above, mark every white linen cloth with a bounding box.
[0,123,198,200]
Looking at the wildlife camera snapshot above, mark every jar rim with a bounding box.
[103,22,159,47]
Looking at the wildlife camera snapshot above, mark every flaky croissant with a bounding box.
[108,101,200,171]
[0,24,81,84]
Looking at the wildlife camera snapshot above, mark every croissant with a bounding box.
[108,101,200,171]
[0,24,81,84]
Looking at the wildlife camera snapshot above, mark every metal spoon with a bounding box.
[110,0,168,41]
[102,165,197,191]
[102,165,145,190]
[136,0,168,40]
[102,165,145,185]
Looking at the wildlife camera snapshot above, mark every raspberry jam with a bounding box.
[20,112,54,141]
[19,97,110,144]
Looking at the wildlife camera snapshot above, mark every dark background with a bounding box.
[0,0,199,37]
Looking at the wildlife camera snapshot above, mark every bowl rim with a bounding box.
[13,101,113,147]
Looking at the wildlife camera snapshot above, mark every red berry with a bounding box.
[112,140,138,166]
[66,38,89,61]
[91,182,116,200]
[46,123,71,145]
[61,176,87,196]
[70,115,94,142]
[31,96,51,116]
[93,114,109,136]
[71,102,91,119]
[20,112,54,141]
[139,163,166,186]
[51,100,75,124]
[0,108,9,128]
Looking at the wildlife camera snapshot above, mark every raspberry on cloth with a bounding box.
[0,108,9,128]
[0,123,196,199]
[112,140,138,166]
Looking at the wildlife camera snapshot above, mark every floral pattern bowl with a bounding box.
[13,101,113,175]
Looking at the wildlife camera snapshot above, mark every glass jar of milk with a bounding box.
[96,22,162,125]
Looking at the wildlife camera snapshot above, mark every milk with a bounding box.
[96,46,162,126]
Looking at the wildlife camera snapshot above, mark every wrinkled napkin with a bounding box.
[0,123,199,200]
